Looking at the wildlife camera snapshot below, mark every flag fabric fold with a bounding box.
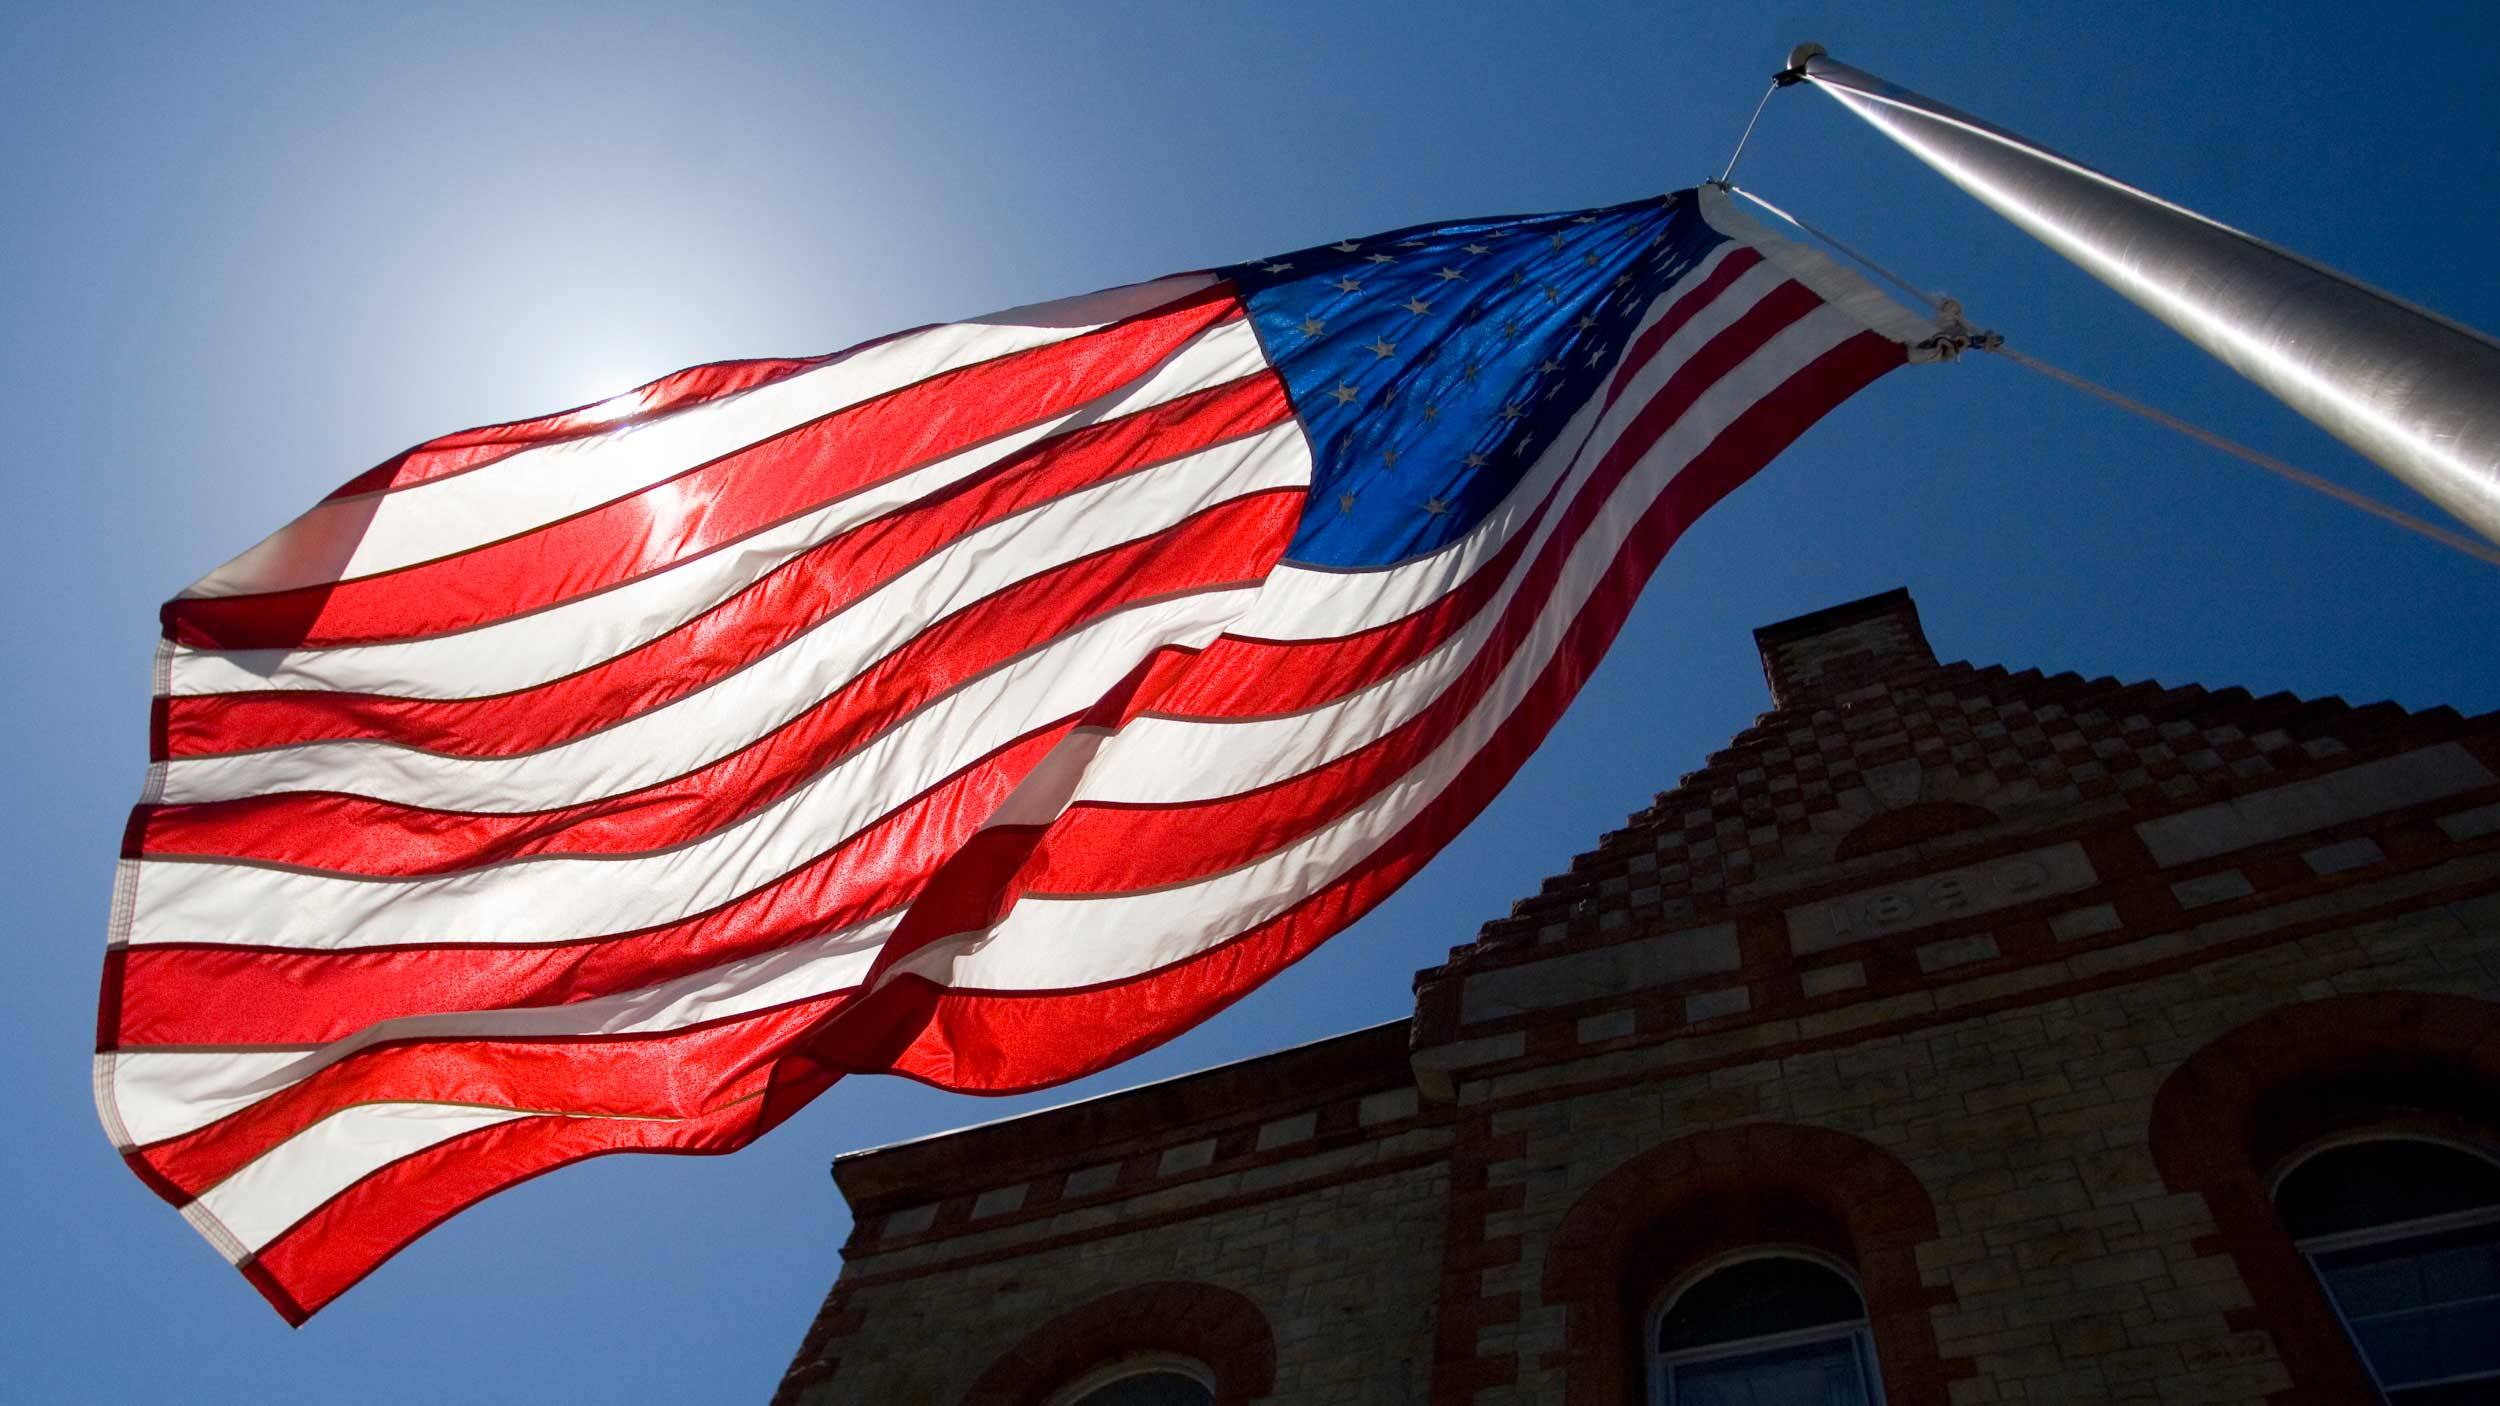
[98,184,1936,1322]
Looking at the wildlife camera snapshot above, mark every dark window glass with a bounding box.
[1069,1370,1214,1406]
[2313,1223,2500,1392]
[1658,1257,1865,1353]
[2277,1139,2500,1400]
[2278,1141,2500,1239]
[1667,1334,1875,1406]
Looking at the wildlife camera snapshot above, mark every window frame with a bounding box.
[1643,1246,1888,1406]
[2267,1131,2500,1401]
[1041,1351,1217,1406]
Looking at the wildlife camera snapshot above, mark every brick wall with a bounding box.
[1448,888,2500,1405]
[789,1156,1451,1404]
[778,592,2500,1405]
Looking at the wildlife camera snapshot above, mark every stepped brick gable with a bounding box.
[780,589,2500,1406]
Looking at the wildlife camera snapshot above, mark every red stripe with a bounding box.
[163,373,1292,762]
[163,287,1244,650]
[111,722,1076,1048]
[134,995,844,1205]
[323,353,842,501]
[242,1081,793,1325]
[175,329,1905,1328]
[137,467,1299,878]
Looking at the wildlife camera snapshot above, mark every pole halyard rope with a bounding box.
[1714,183,2500,572]
[1717,81,1782,187]
[1982,345,2500,570]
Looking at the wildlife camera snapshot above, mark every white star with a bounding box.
[1395,239,1426,248]
[1265,260,1295,272]
[1542,286,1561,303]
[1383,447,1400,466]
[1338,491,1358,513]
[1498,402,1524,421]
[1575,314,1599,332]
[1462,243,1492,256]
[1463,451,1489,469]
[1573,215,1599,224]
[1436,267,1464,282]
[1328,383,1358,404]
[1536,358,1561,374]
[1366,337,1397,358]
[1332,241,1361,253]
[1401,296,1431,315]
[1366,253,1396,265]
[1614,273,1632,288]
[1583,252,1601,267]
[1501,320,1521,339]
[1298,316,1326,336]
[1422,404,1440,421]
[1422,497,1450,515]
[1330,275,1362,293]
[1548,233,1566,251]
[1461,363,1481,383]
[1587,348,1606,366]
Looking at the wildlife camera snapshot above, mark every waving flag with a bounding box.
[98,186,1936,1321]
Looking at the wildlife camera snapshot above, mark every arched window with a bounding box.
[1648,1252,1885,1405]
[1045,1352,1216,1406]
[2273,1137,2500,1403]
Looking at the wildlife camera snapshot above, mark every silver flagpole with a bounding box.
[1786,44,2500,548]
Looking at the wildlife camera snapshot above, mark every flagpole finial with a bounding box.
[1780,43,1827,84]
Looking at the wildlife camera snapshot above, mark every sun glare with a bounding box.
[578,383,651,426]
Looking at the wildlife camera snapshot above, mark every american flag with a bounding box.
[98,186,1935,1321]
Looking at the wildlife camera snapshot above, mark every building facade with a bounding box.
[776,589,2500,1405]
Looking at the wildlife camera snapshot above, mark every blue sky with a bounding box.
[5,2,2496,1400]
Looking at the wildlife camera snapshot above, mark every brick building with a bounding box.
[776,589,2500,1405]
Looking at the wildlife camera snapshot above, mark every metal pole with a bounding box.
[1788,43,2500,548]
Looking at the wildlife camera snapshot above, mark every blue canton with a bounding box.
[1223,192,1727,569]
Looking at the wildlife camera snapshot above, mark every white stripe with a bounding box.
[1695,185,1941,354]
[166,314,1271,699]
[106,1049,319,1149]
[191,1103,533,1252]
[128,585,1272,948]
[179,275,1219,600]
[107,909,902,1147]
[158,418,1306,807]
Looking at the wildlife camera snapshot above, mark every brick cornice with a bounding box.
[833,1020,1411,1213]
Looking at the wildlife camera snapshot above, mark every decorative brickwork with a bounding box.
[1539,1123,1959,1403]
[779,590,2500,1405]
